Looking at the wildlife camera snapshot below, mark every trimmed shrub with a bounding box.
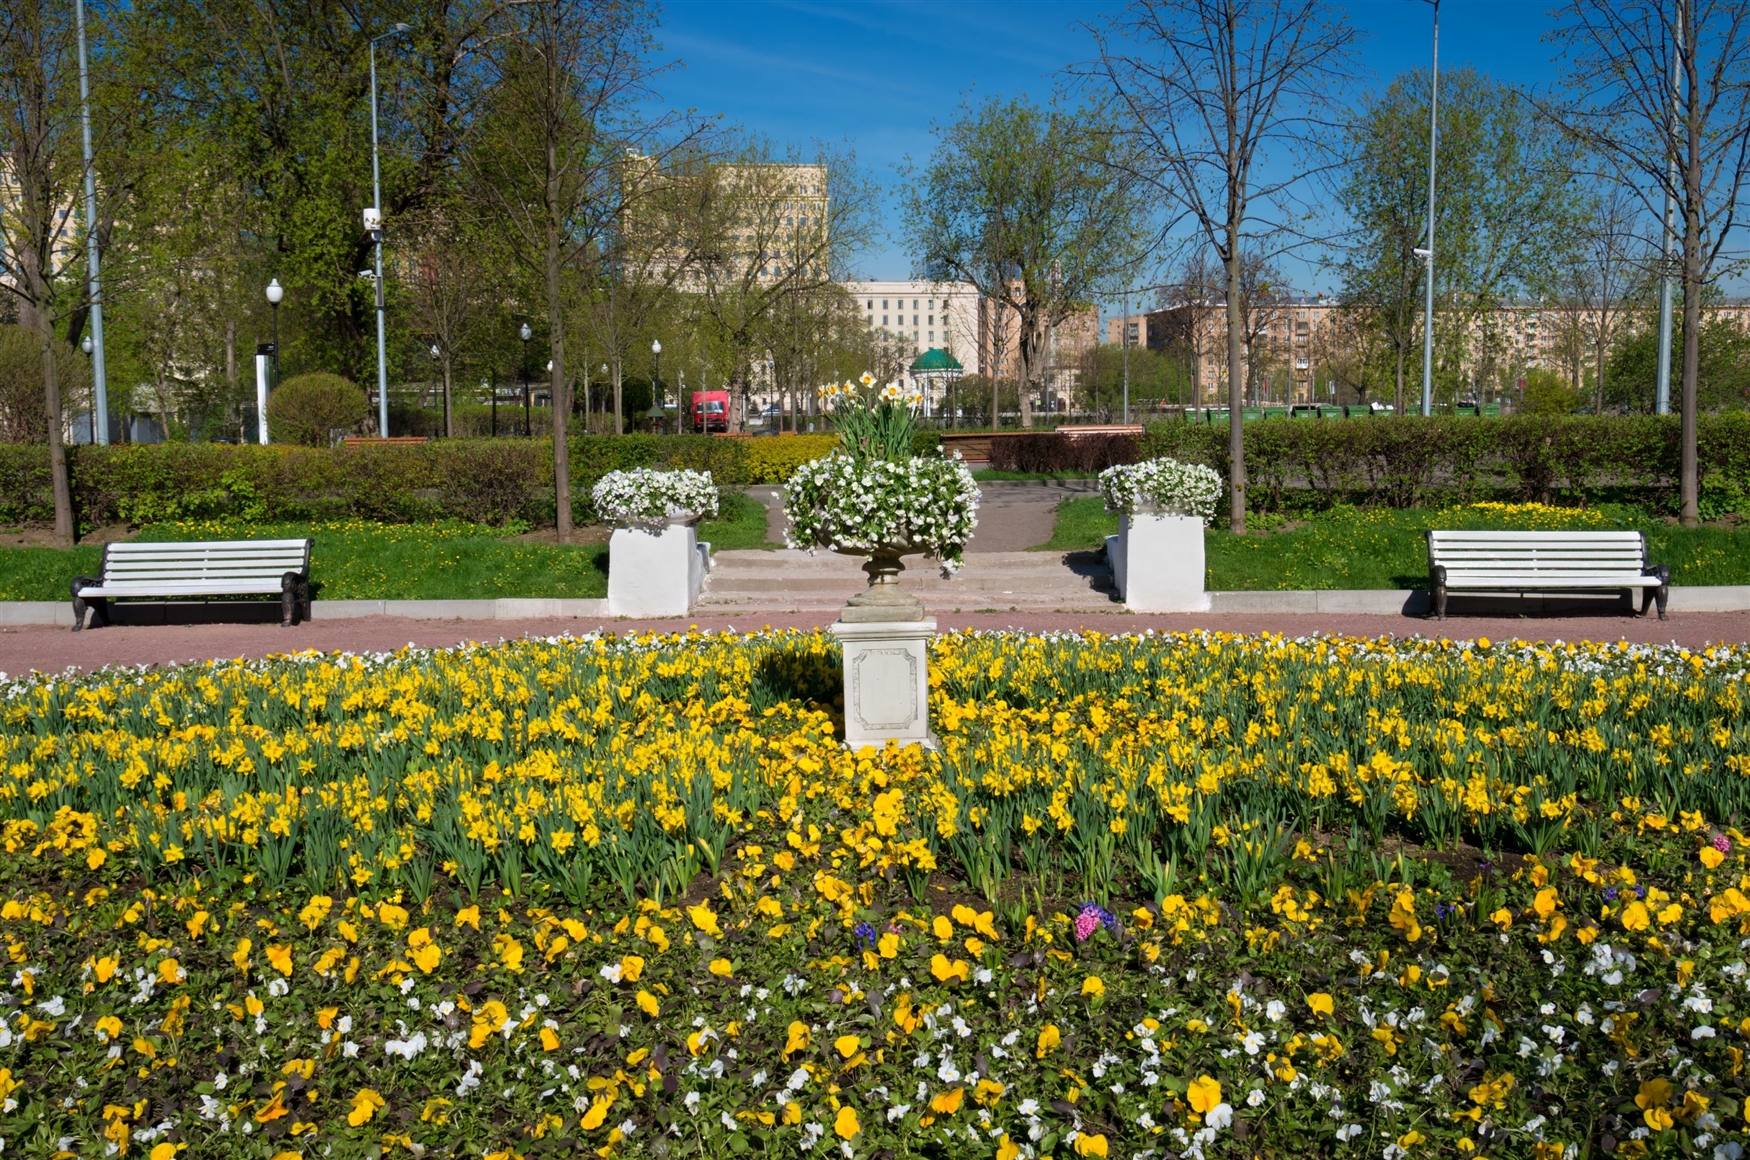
[740,434,837,483]
[266,373,370,446]
[4,415,1748,529]
[988,433,1140,474]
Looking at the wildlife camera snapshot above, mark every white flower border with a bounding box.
[591,468,720,530]
[783,453,980,575]
[1100,457,1223,523]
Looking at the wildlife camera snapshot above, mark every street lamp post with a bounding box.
[368,22,410,438]
[265,279,283,392]
[74,0,108,445]
[1416,0,1440,417]
[520,323,532,437]
[80,336,94,441]
[648,339,664,434]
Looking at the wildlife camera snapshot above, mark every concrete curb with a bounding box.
[0,599,608,626]
[4,587,1748,625]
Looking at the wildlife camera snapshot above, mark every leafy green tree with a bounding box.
[1607,313,1750,413]
[1336,67,1579,413]
[1547,0,1750,524]
[1075,344,1191,419]
[1520,368,1582,414]
[900,95,1146,430]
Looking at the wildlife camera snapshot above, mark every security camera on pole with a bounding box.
[366,22,410,438]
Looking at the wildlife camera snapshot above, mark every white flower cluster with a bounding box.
[1099,457,1224,522]
[783,452,980,575]
[590,468,720,530]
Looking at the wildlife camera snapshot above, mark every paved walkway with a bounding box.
[3,610,1745,676]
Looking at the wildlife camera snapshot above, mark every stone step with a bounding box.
[698,547,1118,612]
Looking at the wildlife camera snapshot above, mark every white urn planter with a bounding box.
[1107,510,1210,612]
[592,468,720,619]
[1099,458,1222,613]
[607,520,711,617]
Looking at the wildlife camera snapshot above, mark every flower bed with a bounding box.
[1,630,1748,1158]
[784,453,980,573]
[591,468,720,529]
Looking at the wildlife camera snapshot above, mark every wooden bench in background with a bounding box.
[1427,529,1670,620]
[70,539,314,630]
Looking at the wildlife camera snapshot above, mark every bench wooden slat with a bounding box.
[1427,527,1667,619]
[73,538,314,630]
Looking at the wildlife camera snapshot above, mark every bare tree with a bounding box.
[470,0,681,541]
[1086,0,1360,532]
[901,95,1146,429]
[0,0,91,545]
[1565,186,1651,413]
[1234,250,1289,406]
[1546,0,1750,524]
[407,212,498,439]
[687,139,877,433]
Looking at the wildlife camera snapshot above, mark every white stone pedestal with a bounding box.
[607,522,711,617]
[830,618,937,751]
[1106,512,1210,612]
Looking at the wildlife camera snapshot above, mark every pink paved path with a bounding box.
[3,610,1747,675]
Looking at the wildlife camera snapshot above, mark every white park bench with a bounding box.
[1427,529,1669,621]
[70,539,314,631]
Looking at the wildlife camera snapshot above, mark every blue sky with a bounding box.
[650,1,1566,296]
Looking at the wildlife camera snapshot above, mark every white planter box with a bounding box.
[830,617,937,750]
[607,523,711,617]
[1107,512,1209,612]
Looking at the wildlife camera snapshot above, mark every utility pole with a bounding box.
[1121,289,1131,424]
[1655,10,1681,415]
[1417,0,1440,417]
[367,24,409,437]
[74,0,108,444]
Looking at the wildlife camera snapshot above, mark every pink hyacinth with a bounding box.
[1074,910,1100,943]
[1715,832,1732,854]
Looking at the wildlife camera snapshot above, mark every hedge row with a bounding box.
[0,434,845,529]
[8,416,1748,529]
[997,414,1750,514]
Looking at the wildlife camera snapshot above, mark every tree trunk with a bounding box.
[1679,231,1701,526]
[1017,317,1035,429]
[39,324,74,547]
[613,360,623,435]
[226,320,237,441]
[546,196,572,542]
[1226,248,1247,535]
[1394,344,1405,415]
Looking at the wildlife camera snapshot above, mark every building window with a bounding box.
[883,300,888,309]
[928,331,934,342]
[882,317,888,326]
[867,301,873,310]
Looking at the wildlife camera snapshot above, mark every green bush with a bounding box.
[0,324,90,444]
[4,414,1748,529]
[1519,368,1582,415]
[266,372,370,446]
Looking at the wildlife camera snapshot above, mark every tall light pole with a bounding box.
[1655,13,1682,416]
[74,0,108,444]
[1121,290,1131,424]
[648,339,664,434]
[1416,0,1440,417]
[520,323,532,437]
[368,23,410,438]
[265,279,283,391]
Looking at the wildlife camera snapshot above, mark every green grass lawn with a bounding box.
[1044,496,1750,589]
[0,493,774,601]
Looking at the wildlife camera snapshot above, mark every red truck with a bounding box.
[691,390,730,433]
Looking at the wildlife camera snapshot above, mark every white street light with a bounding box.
[74,0,108,444]
[265,279,284,393]
[82,335,93,355]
